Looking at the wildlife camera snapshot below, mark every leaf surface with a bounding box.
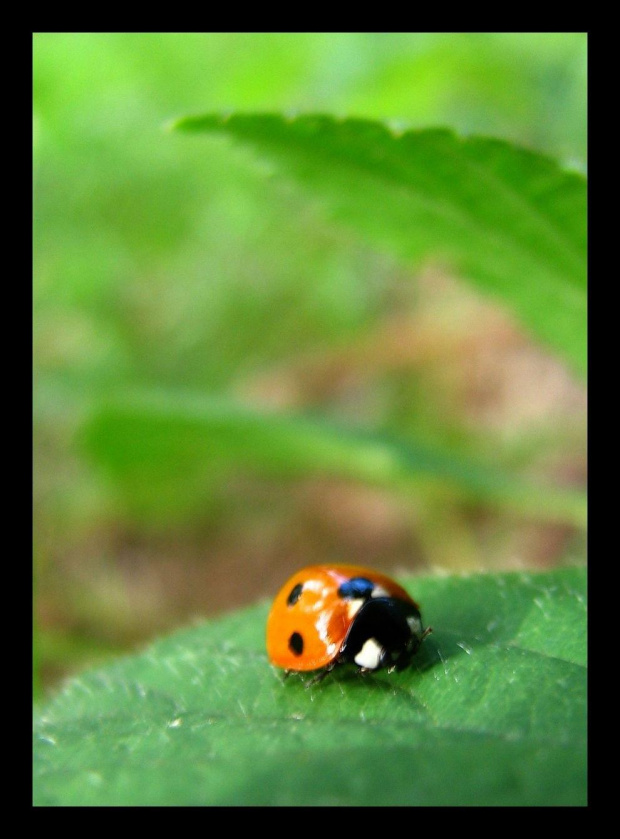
[33,566,587,806]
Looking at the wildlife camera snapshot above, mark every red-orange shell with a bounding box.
[266,564,418,672]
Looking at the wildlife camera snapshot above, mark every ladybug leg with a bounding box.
[393,650,413,672]
[305,660,340,687]
[421,626,433,641]
[394,626,433,671]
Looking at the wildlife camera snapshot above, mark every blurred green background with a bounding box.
[33,33,587,696]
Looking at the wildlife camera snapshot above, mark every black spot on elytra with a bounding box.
[288,632,304,656]
[287,583,303,606]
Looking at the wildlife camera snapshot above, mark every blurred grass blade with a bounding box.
[173,114,587,377]
[83,391,586,527]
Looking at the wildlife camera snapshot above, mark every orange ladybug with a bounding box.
[266,564,431,682]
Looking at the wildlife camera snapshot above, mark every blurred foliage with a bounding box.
[33,33,587,697]
[173,114,586,374]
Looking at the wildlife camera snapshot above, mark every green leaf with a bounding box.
[33,566,587,806]
[173,113,587,377]
[83,390,586,527]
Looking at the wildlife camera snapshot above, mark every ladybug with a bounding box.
[266,564,431,683]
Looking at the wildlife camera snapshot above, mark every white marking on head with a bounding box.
[346,598,365,620]
[370,585,389,598]
[406,615,422,636]
[354,638,384,670]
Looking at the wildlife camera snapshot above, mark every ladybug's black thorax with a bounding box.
[338,596,422,671]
